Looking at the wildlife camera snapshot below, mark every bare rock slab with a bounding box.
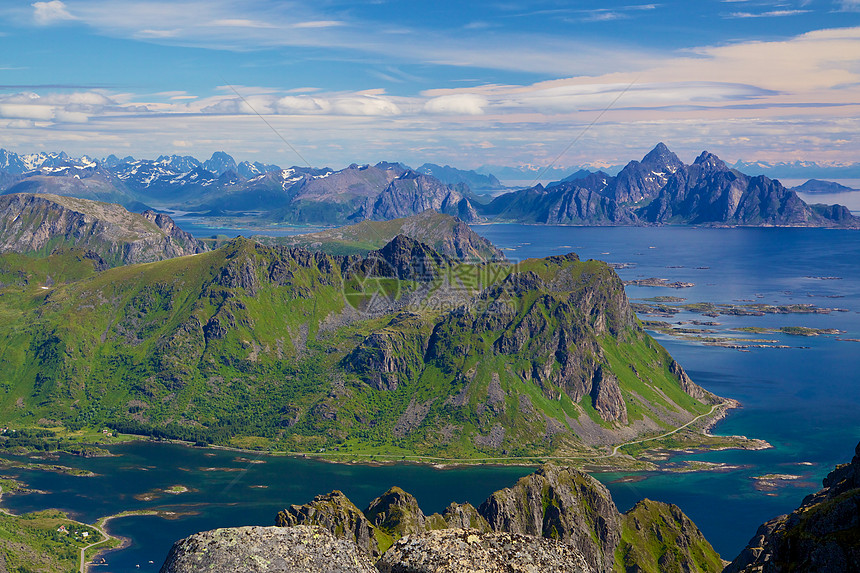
[159,525,376,573]
[376,528,596,573]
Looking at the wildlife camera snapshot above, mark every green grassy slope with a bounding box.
[0,236,720,459]
[615,499,723,573]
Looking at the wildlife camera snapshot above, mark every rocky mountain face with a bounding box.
[481,172,634,225]
[2,145,854,227]
[0,193,207,266]
[607,142,685,204]
[162,464,718,573]
[478,465,621,572]
[481,144,860,228]
[257,210,504,262]
[2,165,149,211]
[639,151,852,226]
[726,440,860,572]
[0,233,722,459]
[366,172,477,222]
[618,500,724,573]
[0,149,482,225]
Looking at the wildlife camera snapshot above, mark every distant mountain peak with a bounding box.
[693,151,728,172]
[641,142,683,172]
[204,151,238,176]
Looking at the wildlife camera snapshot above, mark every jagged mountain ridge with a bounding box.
[0,233,721,458]
[480,144,860,227]
[1,145,855,227]
[0,149,484,224]
[180,464,720,573]
[0,193,207,266]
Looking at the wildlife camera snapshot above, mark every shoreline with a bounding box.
[87,511,165,571]
[0,400,765,473]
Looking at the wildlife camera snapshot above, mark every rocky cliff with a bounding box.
[271,464,722,573]
[639,151,849,227]
[366,172,478,222]
[726,440,860,572]
[0,193,207,266]
[276,491,381,557]
[480,174,635,225]
[478,465,621,572]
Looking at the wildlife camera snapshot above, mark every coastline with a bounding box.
[87,511,165,571]
[0,394,769,476]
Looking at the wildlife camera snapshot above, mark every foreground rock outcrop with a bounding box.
[158,525,376,573]
[619,499,724,573]
[726,440,860,572]
[376,529,595,573]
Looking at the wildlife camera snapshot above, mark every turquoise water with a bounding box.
[2,225,859,570]
[475,224,860,553]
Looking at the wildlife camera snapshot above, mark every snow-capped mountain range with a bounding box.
[0,146,857,228]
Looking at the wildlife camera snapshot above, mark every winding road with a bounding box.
[291,400,732,464]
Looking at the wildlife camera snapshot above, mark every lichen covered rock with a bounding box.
[375,528,596,573]
[158,525,376,573]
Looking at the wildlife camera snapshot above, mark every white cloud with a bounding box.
[0,104,55,121]
[3,12,860,168]
[0,90,116,124]
[53,109,90,123]
[275,96,331,114]
[292,20,343,29]
[424,94,488,115]
[32,0,76,25]
[331,96,401,116]
[136,29,181,38]
[839,0,860,11]
[729,10,811,18]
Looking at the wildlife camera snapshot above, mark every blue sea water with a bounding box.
[475,224,860,550]
[1,224,858,571]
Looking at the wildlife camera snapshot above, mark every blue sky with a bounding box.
[1,0,859,169]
